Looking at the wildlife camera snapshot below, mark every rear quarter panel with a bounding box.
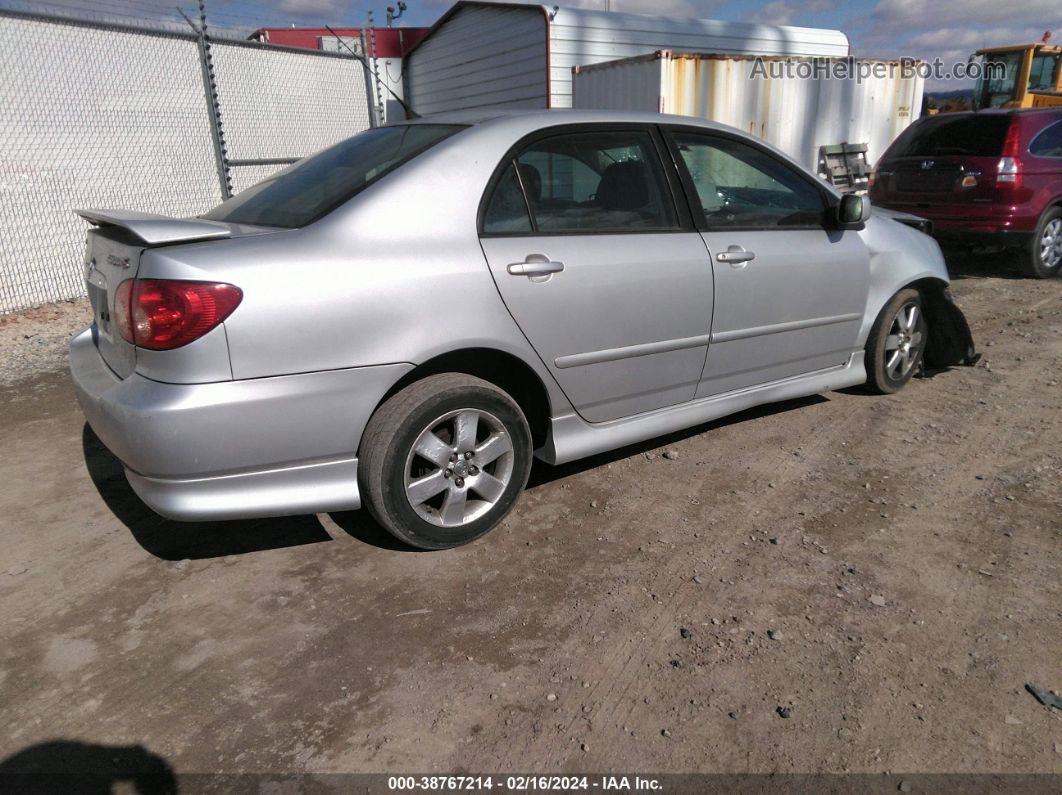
[1023,156,1062,222]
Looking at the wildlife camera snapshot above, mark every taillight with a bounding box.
[868,166,892,191]
[996,157,1021,187]
[996,121,1023,189]
[114,279,242,350]
[114,279,135,343]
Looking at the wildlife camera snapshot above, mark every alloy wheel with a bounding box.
[403,409,515,528]
[884,301,925,380]
[1041,218,1062,270]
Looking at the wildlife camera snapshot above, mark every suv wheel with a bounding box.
[864,288,927,395]
[359,373,533,549]
[1021,207,1062,279]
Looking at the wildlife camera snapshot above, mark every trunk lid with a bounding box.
[84,226,144,378]
[77,209,270,379]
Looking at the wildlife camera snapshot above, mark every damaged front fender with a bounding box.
[921,283,979,369]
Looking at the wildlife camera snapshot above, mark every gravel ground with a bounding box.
[0,256,1059,782]
[0,298,88,386]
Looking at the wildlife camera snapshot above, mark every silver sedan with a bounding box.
[70,110,975,548]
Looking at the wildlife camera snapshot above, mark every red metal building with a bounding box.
[249,26,428,57]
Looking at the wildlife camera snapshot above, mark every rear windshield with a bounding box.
[887,115,1012,158]
[203,124,463,228]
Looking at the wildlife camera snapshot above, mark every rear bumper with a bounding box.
[872,200,1039,247]
[70,328,412,521]
[932,228,1035,249]
[124,458,361,522]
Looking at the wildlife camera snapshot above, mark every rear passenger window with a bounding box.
[481,130,679,234]
[1030,120,1062,157]
[482,163,532,234]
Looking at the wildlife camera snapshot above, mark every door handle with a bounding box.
[716,245,755,266]
[507,254,565,277]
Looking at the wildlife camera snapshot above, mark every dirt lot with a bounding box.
[0,255,1059,782]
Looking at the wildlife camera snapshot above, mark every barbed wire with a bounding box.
[0,0,388,39]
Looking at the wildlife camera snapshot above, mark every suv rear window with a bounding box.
[203,124,463,228]
[888,115,1013,158]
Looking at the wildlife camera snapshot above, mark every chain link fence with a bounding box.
[0,8,373,314]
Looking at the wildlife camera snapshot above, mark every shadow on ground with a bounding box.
[0,740,176,794]
[86,395,857,556]
[943,248,1027,281]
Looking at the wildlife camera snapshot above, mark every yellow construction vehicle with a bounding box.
[972,35,1062,109]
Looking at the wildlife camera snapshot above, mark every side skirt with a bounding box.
[537,352,866,465]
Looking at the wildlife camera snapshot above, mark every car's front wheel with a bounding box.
[358,373,533,549]
[864,287,927,395]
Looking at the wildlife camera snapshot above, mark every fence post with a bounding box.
[192,0,232,199]
[358,29,379,128]
[367,11,384,125]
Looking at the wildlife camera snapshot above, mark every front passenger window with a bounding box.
[673,133,825,229]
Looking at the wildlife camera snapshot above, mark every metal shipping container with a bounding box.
[572,50,924,172]
[404,1,850,116]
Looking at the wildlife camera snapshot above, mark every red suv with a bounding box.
[869,108,1062,278]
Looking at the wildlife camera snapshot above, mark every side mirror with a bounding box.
[836,193,871,229]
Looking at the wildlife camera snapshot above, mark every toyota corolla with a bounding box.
[71,110,976,549]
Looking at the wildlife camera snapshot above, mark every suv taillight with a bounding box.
[996,157,1021,187]
[114,279,242,350]
[996,120,1023,189]
[868,165,893,192]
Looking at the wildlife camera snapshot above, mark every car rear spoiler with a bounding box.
[76,209,232,246]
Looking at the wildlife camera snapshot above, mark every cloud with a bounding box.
[904,26,1047,61]
[749,0,833,26]
[841,0,1057,86]
[868,0,1058,35]
[275,0,350,18]
[422,0,727,16]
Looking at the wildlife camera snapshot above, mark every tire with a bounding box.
[358,373,533,550]
[864,288,927,395]
[1020,207,1062,279]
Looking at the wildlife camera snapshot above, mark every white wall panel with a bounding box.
[548,5,850,109]
[404,4,548,115]
[405,2,849,114]
[573,51,923,172]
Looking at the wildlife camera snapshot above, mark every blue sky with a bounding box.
[12,0,1061,87]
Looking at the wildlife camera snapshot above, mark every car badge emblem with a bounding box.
[920,160,934,170]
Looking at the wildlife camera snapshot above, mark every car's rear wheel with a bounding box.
[358,373,533,549]
[1020,208,1062,279]
[864,288,927,395]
